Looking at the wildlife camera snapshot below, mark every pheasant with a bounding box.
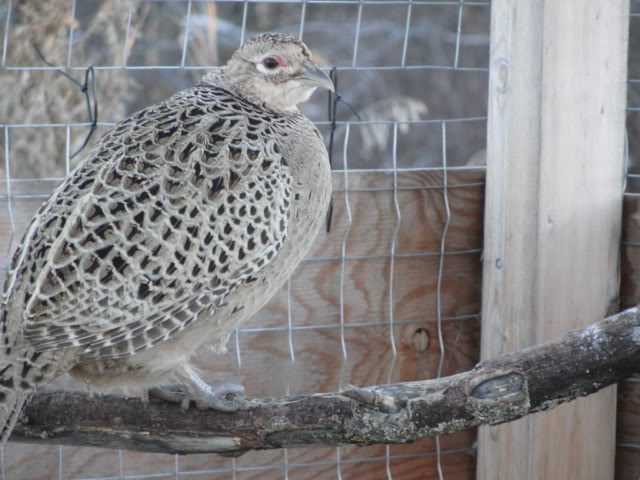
[0,33,333,442]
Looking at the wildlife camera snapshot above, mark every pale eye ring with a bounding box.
[261,57,280,70]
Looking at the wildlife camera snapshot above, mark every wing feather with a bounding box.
[4,85,291,360]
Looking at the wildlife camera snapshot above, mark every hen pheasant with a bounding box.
[0,33,333,442]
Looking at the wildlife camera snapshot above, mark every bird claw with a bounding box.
[150,383,245,412]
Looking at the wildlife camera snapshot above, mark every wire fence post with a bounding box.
[479,1,629,478]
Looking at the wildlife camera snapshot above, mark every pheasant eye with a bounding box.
[261,57,280,70]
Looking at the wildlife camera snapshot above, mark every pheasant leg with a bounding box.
[150,366,244,412]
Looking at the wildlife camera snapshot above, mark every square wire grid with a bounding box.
[0,0,489,478]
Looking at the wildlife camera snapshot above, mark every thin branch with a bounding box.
[10,306,640,455]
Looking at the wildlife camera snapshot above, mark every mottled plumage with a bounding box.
[0,33,333,441]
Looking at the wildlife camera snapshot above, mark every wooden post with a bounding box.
[478,1,629,479]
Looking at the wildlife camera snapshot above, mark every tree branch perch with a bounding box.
[10,306,640,455]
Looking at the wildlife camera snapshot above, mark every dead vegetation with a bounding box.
[0,0,148,179]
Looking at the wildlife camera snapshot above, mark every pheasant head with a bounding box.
[219,33,334,111]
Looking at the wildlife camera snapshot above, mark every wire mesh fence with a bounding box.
[618,1,640,477]
[627,1,640,195]
[0,0,489,478]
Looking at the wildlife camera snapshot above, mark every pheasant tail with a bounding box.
[0,383,30,444]
[0,320,61,443]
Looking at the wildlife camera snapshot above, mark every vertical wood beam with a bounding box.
[478,1,629,479]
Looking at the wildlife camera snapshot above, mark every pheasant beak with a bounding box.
[299,60,334,92]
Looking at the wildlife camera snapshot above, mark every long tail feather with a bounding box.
[0,389,31,444]
[0,346,60,445]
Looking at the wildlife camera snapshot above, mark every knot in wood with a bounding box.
[464,368,530,424]
[412,328,430,353]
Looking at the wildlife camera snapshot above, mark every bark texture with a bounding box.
[10,306,640,455]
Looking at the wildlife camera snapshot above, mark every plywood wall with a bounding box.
[0,169,485,479]
[617,193,640,479]
[5,169,640,478]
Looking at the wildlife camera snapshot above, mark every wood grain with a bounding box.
[616,379,640,480]
[615,445,640,480]
[616,195,640,480]
[479,1,628,479]
[619,194,640,479]
[0,170,484,478]
[285,450,476,480]
[617,380,640,446]
[621,194,640,309]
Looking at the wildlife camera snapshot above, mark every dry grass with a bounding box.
[1,0,149,179]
